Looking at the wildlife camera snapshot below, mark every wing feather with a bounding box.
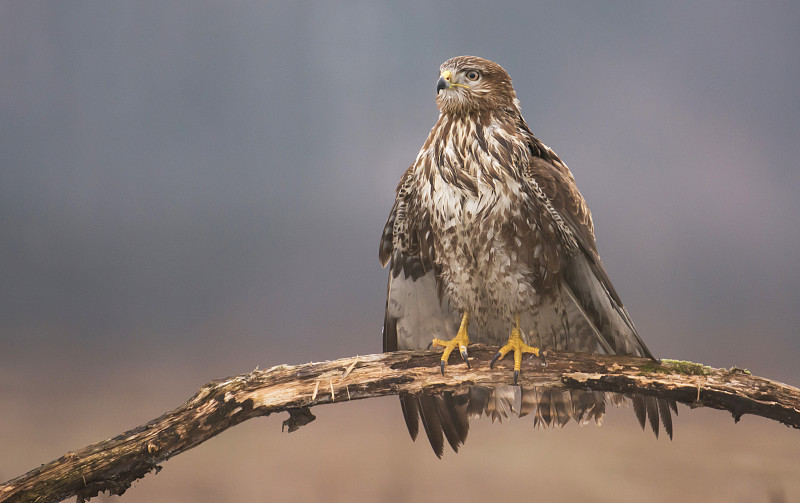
[521,131,656,360]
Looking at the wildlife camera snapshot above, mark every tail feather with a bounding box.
[659,398,674,440]
[399,393,419,441]
[631,393,675,440]
[444,392,471,444]
[632,395,647,430]
[417,394,445,458]
[435,393,466,453]
[646,395,660,438]
[570,390,607,426]
[402,386,671,456]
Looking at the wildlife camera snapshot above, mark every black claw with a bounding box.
[440,360,446,376]
[513,370,520,385]
[490,352,502,369]
[460,347,470,368]
[426,341,433,350]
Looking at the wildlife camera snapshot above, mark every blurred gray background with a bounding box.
[2,2,799,501]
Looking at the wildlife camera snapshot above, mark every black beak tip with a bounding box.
[436,77,448,94]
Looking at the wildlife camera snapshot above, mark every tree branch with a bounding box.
[1,347,799,502]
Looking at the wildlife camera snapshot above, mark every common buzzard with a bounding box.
[380,56,672,452]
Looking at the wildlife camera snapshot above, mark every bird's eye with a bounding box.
[466,70,480,81]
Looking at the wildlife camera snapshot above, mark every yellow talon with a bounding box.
[490,315,540,384]
[431,311,470,374]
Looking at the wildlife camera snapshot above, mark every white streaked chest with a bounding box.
[417,147,523,229]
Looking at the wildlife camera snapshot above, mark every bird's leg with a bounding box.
[430,311,470,375]
[490,314,540,384]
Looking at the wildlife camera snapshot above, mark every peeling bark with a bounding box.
[1,347,798,503]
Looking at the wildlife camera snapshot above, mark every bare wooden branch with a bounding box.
[1,347,799,503]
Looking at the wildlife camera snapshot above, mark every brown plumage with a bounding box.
[380,56,673,455]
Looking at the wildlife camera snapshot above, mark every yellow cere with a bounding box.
[440,70,470,90]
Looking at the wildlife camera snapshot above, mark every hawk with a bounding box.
[380,56,673,453]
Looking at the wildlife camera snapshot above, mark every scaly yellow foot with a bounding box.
[490,315,540,384]
[430,311,470,375]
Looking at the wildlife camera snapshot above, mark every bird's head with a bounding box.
[435,56,518,115]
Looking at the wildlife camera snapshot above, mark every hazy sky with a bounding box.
[2,2,799,383]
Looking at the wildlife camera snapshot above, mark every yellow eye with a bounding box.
[466,70,480,81]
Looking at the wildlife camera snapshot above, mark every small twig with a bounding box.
[341,358,358,381]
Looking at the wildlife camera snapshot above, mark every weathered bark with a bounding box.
[1,347,798,503]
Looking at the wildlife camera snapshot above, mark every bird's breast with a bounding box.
[424,161,523,227]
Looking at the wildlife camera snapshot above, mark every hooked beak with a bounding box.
[436,70,452,94]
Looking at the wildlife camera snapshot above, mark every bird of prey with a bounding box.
[379,56,673,453]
